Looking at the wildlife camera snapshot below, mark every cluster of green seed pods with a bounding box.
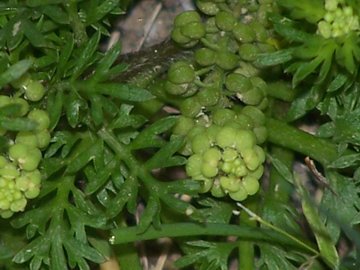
[0,79,49,218]
[173,106,267,201]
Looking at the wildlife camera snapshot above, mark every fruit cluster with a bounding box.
[173,106,266,201]
[0,79,49,218]
[317,0,359,38]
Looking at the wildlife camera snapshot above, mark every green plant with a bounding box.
[1,0,360,269]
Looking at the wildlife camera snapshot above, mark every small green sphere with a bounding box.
[23,80,45,102]
[27,109,50,130]
[215,11,236,31]
[168,61,195,85]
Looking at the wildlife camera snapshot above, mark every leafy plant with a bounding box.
[1,0,360,269]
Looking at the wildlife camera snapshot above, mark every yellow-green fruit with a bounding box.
[242,176,259,195]
[23,80,45,102]
[211,180,226,197]
[220,176,240,193]
[201,162,218,178]
[186,154,203,177]
[27,109,50,130]
[35,129,51,149]
[216,126,238,148]
[191,133,211,154]
[234,130,256,153]
[15,131,38,147]
[229,185,248,201]
[242,148,261,171]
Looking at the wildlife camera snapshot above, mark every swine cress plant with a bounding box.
[1,0,360,269]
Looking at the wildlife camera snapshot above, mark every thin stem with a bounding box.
[110,222,317,254]
[236,202,319,255]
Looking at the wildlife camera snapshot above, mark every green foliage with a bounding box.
[2,0,360,269]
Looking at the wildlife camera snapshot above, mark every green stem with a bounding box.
[110,223,317,254]
[266,118,341,165]
[238,200,257,270]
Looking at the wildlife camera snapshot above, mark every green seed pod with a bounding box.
[205,124,221,143]
[242,175,259,195]
[242,148,261,171]
[257,97,269,110]
[181,22,206,39]
[0,163,19,179]
[234,130,256,153]
[171,27,192,44]
[248,165,264,180]
[204,17,219,33]
[25,187,40,199]
[186,154,203,177]
[233,23,256,43]
[225,73,252,93]
[238,43,261,62]
[35,129,51,149]
[201,162,218,178]
[168,61,195,85]
[228,185,248,201]
[215,51,239,70]
[173,116,195,136]
[27,109,50,130]
[9,143,42,171]
[212,108,237,126]
[196,87,220,107]
[192,133,211,154]
[220,176,240,192]
[221,161,233,174]
[222,148,238,162]
[233,160,248,177]
[0,156,8,168]
[238,87,264,105]
[197,177,213,193]
[250,21,268,42]
[211,180,226,197]
[241,105,266,127]
[0,198,10,210]
[23,80,45,102]
[195,48,216,66]
[253,145,266,164]
[203,148,222,166]
[15,131,38,147]
[165,81,188,95]
[196,0,220,16]
[174,11,201,27]
[0,95,11,107]
[215,126,238,148]
[234,114,254,130]
[10,197,27,212]
[11,97,29,116]
[215,11,236,31]
[180,97,202,118]
[0,210,13,218]
[253,126,267,144]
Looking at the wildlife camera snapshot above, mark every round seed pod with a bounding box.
[15,131,38,147]
[242,175,260,195]
[234,114,254,130]
[168,61,195,85]
[211,180,226,197]
[241,106,266,127]
[181,22,206,40]
[165,81,188,96]
[171,27,192,44]
[195,48,216,66]
[180,97,202,117]
[204,17,219,33]
[238,87,265,105]
[173,116,195,136]
[225,73,252,93]
[191,133,212,154]
[233,23,256,43]
[201,162,218,178]
[234,130,256,153]
[242,147,261,171]
[203,148,222,166]
[248,165,264,180]
[11,98,29,116]
[215,11,236,31]
[35,129,51,149]
[197,87,220,107]
[27,109,50,130]
[212,108,237,126]
[196,0,220,16]
[215,126,238,148]
[238,43,261,62]
[23,80,45,102]
[220,176,240,192]
[186,154,203,177]
[228,185,248,201]
[253,126,267,144]
[174,11,201,27]
[215,51,239,70]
